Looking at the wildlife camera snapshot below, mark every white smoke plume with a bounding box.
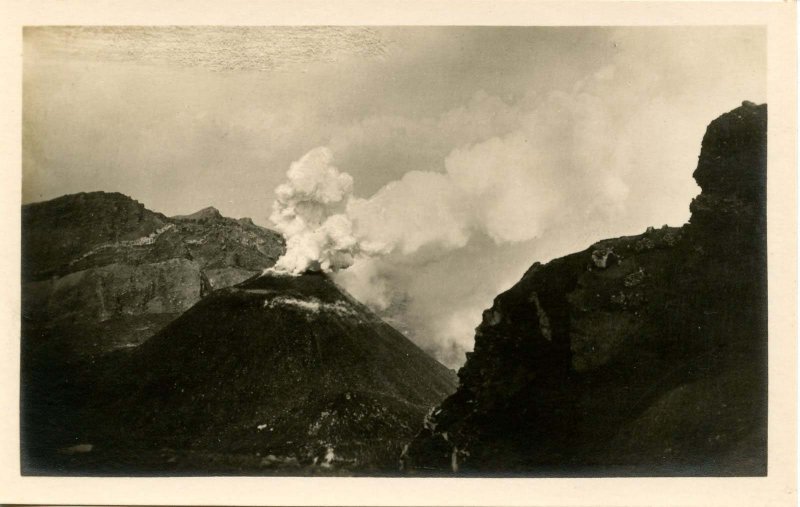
[267,28,765,367]
[269,147,363,274]
[271,88,633,278]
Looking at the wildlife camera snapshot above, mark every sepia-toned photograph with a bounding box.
[19,24,770,478]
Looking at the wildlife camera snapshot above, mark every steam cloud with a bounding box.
[267,28,765,367]
[24,26,765,369]
[269,147,363,274]
[270,84,635,279]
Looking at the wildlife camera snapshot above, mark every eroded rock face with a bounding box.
[22,192,285,357]
[25,259,204,322]
[402,102,768,476]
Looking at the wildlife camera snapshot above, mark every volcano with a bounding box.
[22,271,457,475]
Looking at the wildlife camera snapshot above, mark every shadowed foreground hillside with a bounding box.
[402,102,768,476]
[22,272,457,475]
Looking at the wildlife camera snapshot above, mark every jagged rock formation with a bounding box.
[402,102,768,476]
[22,192,284,358]
[22,272,457,475]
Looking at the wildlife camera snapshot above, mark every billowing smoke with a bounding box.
[271,86,635,280]
[269,147,365,274]
[267,28,765,367]
[24,25,764,369]
[269,72,758,366]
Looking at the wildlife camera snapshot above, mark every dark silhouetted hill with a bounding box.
[22,272,457,475]
[402,102,768,476]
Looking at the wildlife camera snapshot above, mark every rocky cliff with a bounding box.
[402,102,768,476]
[22,192,285,358]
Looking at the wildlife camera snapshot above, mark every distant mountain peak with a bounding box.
[173,206,223,221]
[21,190,286,363]
[23,190,152,215]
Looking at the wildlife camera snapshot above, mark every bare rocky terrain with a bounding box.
[21,102,768,477]
[22,193,285,359]
[402,102,768,476]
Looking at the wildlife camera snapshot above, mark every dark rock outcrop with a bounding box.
[22,192,285,358]
[402,102,768,476]
[22,272,457,475]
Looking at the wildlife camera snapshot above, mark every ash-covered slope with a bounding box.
[22,192,284,358]
[402,102,768,476]
[22,272,457,475]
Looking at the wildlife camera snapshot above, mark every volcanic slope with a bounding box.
[23,271,457,475]
[402,101,768,476]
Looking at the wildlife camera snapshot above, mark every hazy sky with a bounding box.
[23,26,766,367]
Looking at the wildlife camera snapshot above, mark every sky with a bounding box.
[23,26,766,367]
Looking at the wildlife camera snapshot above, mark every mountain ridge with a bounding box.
[401,101,768,476]
[22,191,285,359]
